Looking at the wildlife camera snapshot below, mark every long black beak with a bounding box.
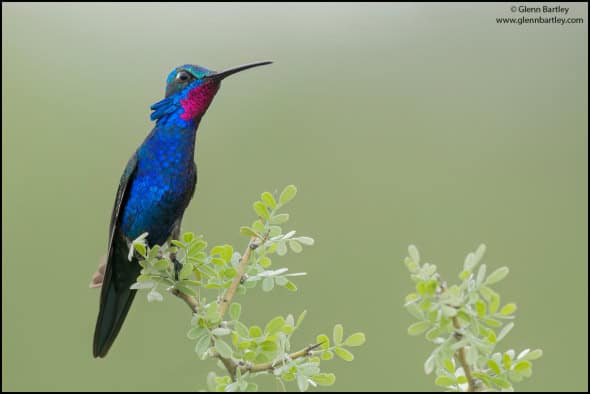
[210,61,273,81]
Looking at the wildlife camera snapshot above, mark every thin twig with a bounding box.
[242,342,323,374]
[439,280,479,392]
[451,316,479,392]
[170,288,199,313]
[218,234,265,319]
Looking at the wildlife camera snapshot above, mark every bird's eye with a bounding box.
[176,70,191,83]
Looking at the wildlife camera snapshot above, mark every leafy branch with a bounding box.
[404,244,542,392]
[128,185,366,392]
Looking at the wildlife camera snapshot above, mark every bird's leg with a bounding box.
[171,251,182,280]
[170,219,183,280]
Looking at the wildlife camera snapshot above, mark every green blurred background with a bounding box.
[2,3,587,392]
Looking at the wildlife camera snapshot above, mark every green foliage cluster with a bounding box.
[129,185,366,392]
[404,244,542,392]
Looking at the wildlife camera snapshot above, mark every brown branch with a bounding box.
[451,316,479,392]
[218,235,261,319]
[242,342,323,374]
[216,354,238,380]
[438,279,480,392]
[171,288,199,313]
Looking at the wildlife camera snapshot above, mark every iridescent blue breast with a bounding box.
[119,125,197,245]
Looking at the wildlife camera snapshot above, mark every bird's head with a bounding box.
[150,61,272,125]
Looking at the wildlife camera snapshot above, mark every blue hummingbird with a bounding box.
[93,61,272,358]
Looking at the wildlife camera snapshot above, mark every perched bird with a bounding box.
[93,61,272,358]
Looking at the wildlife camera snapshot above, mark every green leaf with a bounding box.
[239,226,262,239]
[503,352,512,369]
[282,372,295,382]
[425,327,442,342]
[288,240,303,253]
[491,376,512,389]
[262,277,274,292]
[523,349,543,361]
[404,257,418,273]
[297,237,315,246]
[333,324,344,345]
[148,244,161,259]
[187,239,207,257]
[265,316,285,335]
[296,310,307,328]
[170,240,185,248]
[434,376,456,387]
[260,340,278,352]
[457,375,468,385]
[270,213,289,224]
[187,327,207,340]
[407,321,430,336]
[463,252,476,272]
[476,264,487,285]
[500,303,517,316]
[312,373,336,386]
[296,374,309,392]
[154,259,170,271]
[261,191,276,209]
[488,359,501,375]
[234,321,249,338]
[179,262,193,280]
[260,256,272,268]
[279,185,297,204]
[206,302,220,323]
[182,232,195,243]
[215,339,233,358]
[475,299,486,318]
[485,266,509,285]
[474,244,487,264]
[424,354,435,375]
[249,326,263,338]
[253,201,270,220]
[252,219,265,233]
[321,350,334,360]
[489,292,500,315]
[334,347,354,361]
[343,332,366,347]
[441,305,457,317]
[133,242,147,258]
[276,241,287,256]
[147,290,163,302]
[195,335,210,358]
[316,334,329,349]
[405,303,424,320]
[284,280,298,292]
[212,327,231,336]
[408,244,420,264]
[229,303,241,321]
[444,359,455,373]
[175,283,197,297]
[130,280,154,290]
[513,360,532,372]
[481,318,502,328]
[497,322,514,342]
[459,270,470,280]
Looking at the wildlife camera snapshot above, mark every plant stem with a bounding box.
[451,316,479,392]
[438,279,479,392]
[242,342,323,374]
[170,288,199,313]
[219,230,269,319]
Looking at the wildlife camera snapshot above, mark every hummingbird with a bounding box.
[92,61,272,358]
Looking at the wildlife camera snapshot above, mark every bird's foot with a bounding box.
[173,257,182,281]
